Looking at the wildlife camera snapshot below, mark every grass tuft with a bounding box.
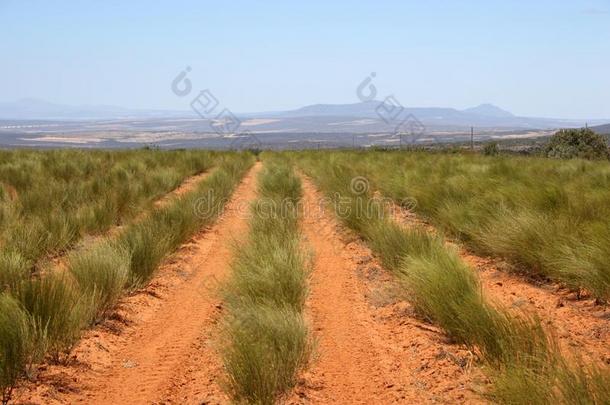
[221,156,310,404]
[68,241,130,323]
[0,252,30,293]
[14,274,87,362]
[222,305,310,404]
[0,293,31,405]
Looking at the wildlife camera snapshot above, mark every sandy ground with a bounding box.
[288,176,484,404]
[390,203,610,366]
[14,163,261,405]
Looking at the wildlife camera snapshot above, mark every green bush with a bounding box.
[545,128,609,160]
[483,142,500,156]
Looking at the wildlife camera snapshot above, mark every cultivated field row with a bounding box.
[4,150,609,404]
[0,149,217,269]
[2,151,254,404]
[357,151,610,300]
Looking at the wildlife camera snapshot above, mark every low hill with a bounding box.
[592,123,610,134]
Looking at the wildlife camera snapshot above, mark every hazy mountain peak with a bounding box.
[463,103,514,118]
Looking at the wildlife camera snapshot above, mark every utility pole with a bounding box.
[470,126,474,151]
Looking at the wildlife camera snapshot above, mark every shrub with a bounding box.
[483,142,500,156]
[545,128,610,160]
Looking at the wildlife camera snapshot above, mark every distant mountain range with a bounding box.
[0,98,607,132]
[0,98,185,120]
[258,101,603,131]
[268,101,514,119]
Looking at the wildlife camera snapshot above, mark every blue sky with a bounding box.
[1,0,609,118]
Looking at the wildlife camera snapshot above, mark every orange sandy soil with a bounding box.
[286,176,485,404]
[391,204,610,367]
[14,163,260,405]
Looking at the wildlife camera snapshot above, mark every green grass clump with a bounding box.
[400,247,552,366]
[221,156,310,404]
[68,241,130,323]
[0,293,31,405]
[489,356,610,404]
[119,221,172,287]
[0,251,29,293]
[222,305,309,404]
[227,232,307,311]
[366,221,437,271]
[14,274,87,362]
